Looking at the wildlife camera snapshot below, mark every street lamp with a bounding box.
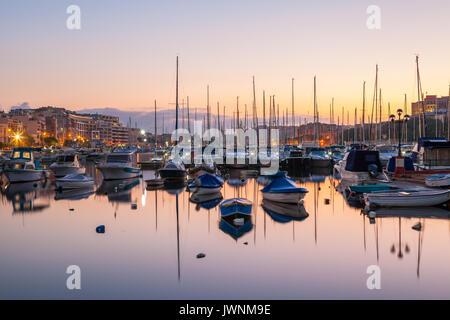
[390,109,410,156]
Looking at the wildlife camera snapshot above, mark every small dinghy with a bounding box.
[55,173,94,190]
[219,198,252,218]
[364,189,450,208]
[425,173,450,187]
[261,172,308,204]
[188,173,224,195]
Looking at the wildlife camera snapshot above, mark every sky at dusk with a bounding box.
[1,0,449,122]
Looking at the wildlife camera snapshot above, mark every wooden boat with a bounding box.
[55,173,94,189]
[425,173,450,187]
[261,172,308,204]
[219,198,252,218]
[364,189,450,208]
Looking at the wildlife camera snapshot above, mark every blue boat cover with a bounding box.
[261,172,308,194]
[191,173,224,188]
[387,156,414,173]
[344,150,381,172]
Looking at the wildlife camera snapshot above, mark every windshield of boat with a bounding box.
[12,151,31,160]
[310,150,327,156]
[106,154,130,163]
[57,155,75,162]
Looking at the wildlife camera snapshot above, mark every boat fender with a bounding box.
[368,211,376,218]
[96,225,105,233]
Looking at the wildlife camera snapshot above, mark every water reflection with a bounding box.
[1,166,450,299]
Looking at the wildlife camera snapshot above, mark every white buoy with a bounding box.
[368,211,376,218]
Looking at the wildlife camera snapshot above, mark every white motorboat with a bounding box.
[334,150,382,180]
[55,173,95,189]
[2,148,46,183]
[97,151,141,180]
[158,160,187,180]
[364,189,450,208]
[50,153,85,177]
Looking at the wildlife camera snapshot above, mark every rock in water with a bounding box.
[412,222,422,231]
[131,203,137,210]
[196,253,206,259]
[96,225,105,234]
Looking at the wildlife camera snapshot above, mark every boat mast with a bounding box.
[154,99,157,156]
[416,55,425,138]
[292,78,295,144]
[175,56,179,132]
[314,76,317,142]
[362,81,366,144]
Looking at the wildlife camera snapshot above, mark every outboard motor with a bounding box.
[368,164,379,178]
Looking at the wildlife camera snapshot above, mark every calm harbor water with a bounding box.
[1,165,450,299]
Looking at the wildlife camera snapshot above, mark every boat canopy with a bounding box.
[416,137,450,151]
[195,173,224,188]
[164,160,186,170]
[344,150,381,172]
[106,153,131,163]
[261,172,308,194]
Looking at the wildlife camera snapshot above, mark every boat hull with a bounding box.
[98,166,141,180]
[364,190,450,208]
[262,191,306,204]
[51,166,85,177]
[334,164,370,180]
[220,202,252,217]
[158,169,187,180]
[425,174,450,187]
[3,169,44,183]
[55,180,94,190]
[193,186,222,195]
